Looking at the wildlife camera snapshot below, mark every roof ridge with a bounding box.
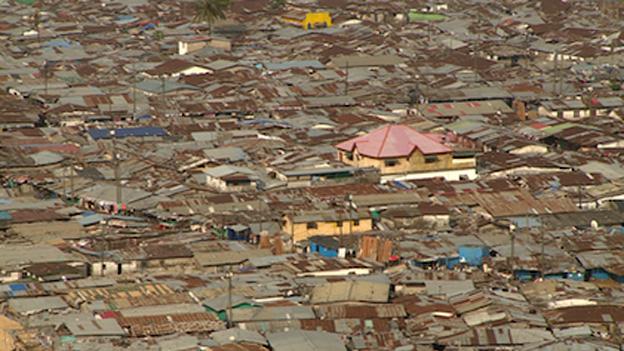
[376,125,392,158]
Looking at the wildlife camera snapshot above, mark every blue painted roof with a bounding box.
[88,127,168,140]
[0,211,11,221]
[115,15,138,25]
[43,39,78,48]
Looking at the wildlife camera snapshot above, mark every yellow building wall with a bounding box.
[302,12,332,29]
[283,216,373,242]
[338,148,475,175]
[283,12,332,29]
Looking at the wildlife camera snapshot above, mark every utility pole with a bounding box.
[132,62,137,116]
[474,14,480,82]
[43,61,49,95]
[62,160,68,200]
[110,130,122,207]
[509,223,516,280]
[347,194,353,236]
[69,156,75,200]
[290,213,295,245]
[428,19,432,42]
[554,51,562,98]
[339,208,344,248]
[577,185,583,209]
[540,230,545,280]
[108,87,113,117]
[344,61,349,96]
[160,75,166,98]
[99,237,106,277]
[226,270,233,328]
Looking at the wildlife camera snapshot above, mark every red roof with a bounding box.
[336,125,451,158]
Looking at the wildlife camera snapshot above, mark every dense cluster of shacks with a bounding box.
[0,0,624,350]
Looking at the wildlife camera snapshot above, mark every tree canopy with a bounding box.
[193,0,230,27]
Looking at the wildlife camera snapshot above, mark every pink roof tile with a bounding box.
[336,125,452,158]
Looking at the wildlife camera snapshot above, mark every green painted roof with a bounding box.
[16,0,36,5]
[445,119,484,134]
[540,122,578,136]
[408,11,447,21]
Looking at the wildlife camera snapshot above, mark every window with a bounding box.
[425,155,438,163]
[336,221,343,228]
[453,152,474,159]
[353,219,360,227]
[345,152,354,161]
[384,159,398,167]
[306,222,318,229]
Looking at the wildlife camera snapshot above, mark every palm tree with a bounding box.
[193,0,231,34]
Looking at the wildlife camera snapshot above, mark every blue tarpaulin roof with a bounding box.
[142,23,157,31]
[88,127,168,140]
[9,283,27,292]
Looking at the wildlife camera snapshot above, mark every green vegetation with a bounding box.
[152,30,164,41]
[270,0,286,10]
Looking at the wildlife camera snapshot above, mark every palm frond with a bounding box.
[193,0,230,24]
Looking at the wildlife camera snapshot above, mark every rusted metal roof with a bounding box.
[116,312,224,337]
[315,304,406,319]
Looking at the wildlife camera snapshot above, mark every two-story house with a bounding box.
[336,124,476,182]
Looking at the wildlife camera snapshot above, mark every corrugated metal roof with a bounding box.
[63,314,125,336]
[310,280,389,304]
[9,296,68,314]
[263,60,324,71]
[267,330,346,351]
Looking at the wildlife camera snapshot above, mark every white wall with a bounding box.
[296,268,372,277]
[91,261,141,276]
[178,41,188,55]
[488,167,566,178]
[0,271,22,283]
[205,176,227,191]
[177,66,211,77]
[510,145,549,155]
[91,261,119,276]
[598,140,624,149]
[381,167,477,183]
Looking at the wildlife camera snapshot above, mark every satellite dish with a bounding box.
[590,220,598,230]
